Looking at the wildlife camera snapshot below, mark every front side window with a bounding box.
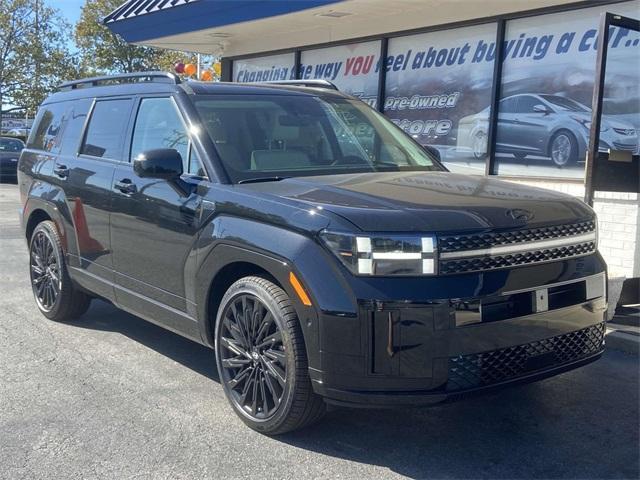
[194,95,441,183]
[130,98,190,172]
[81,99,132,159]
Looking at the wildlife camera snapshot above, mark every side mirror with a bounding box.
[533,104,551,115]
[133,148,183,180]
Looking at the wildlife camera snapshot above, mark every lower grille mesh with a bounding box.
[446,323,605,392]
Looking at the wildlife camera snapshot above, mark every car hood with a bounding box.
[241,172,594,233]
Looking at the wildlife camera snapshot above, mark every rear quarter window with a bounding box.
[27,102,69,153]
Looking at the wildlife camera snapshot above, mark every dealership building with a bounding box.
[105,0,639,303]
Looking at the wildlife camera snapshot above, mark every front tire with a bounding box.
[550,131,578,167]
[29,221,91,321]
[215,276,325,435]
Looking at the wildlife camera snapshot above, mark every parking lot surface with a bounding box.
[1,183,638,479]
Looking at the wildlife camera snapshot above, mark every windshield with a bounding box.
[193,95,442,183]
[0,138,24,152]
[540,95,589,112]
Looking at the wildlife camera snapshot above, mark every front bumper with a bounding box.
[310,271,607,407]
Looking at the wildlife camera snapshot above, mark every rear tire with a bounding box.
[215,276,326,435]
[29,221,91,321]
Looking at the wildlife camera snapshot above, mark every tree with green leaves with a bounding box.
[76,0,185,74]
[0,0,75,125]
[75,0,218,80]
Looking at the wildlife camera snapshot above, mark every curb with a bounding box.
[605,328,640,356]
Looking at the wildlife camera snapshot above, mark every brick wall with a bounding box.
[506,178,639,280]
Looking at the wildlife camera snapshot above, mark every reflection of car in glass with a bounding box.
[0,136,24,182]
[458,94,638,167]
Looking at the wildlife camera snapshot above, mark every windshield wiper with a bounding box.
[237,176,290,184]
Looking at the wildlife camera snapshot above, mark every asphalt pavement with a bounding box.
[0,182,638,479]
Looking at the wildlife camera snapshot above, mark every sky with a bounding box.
[50,0,86,26]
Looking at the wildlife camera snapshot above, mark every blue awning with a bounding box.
[104,0,342,44]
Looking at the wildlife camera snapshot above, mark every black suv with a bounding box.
[19,72,607,434]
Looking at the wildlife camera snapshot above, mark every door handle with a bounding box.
[53,165,69,178]
[114,178,137,195]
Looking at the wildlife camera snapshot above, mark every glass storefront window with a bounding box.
[384,23,498,174]
[494,0,639,178]
[601,20,640,156]
[300,41,381,108]
[233,53,296,83]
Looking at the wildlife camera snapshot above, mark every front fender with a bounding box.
[193,215,358,369]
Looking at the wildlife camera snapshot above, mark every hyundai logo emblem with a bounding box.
[506,208,534,221]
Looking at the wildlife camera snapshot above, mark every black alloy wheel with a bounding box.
[215,276,325,434]
[30,228,61,312]
[218,293,287,419]
[29,221,91,321]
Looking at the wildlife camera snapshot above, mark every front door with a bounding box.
[110,96,206,325]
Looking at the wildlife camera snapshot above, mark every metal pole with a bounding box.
[485,19,506,176]
[584,12,612,206]
[376,37,388,113]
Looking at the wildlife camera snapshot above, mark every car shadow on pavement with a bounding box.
[73,299,219,382]
[72,300,639,479]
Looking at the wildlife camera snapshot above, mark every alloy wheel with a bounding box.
[473,132,487,159]
[551,134,571,166]
[219,294,287,420]
[30,230,61,312]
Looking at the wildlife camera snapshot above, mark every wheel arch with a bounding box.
[193,216,358,371]
[547,128,578,157]
[25,208,52,242]
[204,260,283,346]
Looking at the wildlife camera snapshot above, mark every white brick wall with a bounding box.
[505,178,639,279]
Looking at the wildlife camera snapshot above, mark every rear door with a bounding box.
[110,95,206,327]
[58,97,134,299]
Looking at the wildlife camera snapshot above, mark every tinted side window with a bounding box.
[499,97,519,114]
[130,98,189,170]
[81,99,132,159]
[27,102,68,153]
[59,99,92,156]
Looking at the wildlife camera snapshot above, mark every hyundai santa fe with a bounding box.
[18,73,607,434]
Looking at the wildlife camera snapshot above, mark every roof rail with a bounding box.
[256,79,339,90]
[58,71,181,91]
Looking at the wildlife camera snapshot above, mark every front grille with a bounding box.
[439,221,595,253]
[446,322,605,392]
[440,241,596,275]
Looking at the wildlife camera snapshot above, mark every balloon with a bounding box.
[200,70,213,81]
[174,62,185,74]
[212,62,221,76]
[184,63,197,76]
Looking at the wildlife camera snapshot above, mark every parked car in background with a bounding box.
[458,94,638,166]
[19,73,607,434]
[0,136,24,182]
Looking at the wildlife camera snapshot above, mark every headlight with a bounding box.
[571,116,608,132]
[319,231,437,276]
